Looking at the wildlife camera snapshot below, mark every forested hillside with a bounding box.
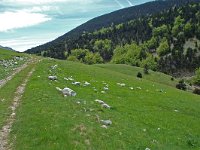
[27,0,200,76]
[26,0,200,56]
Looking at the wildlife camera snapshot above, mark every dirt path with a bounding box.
[0,63,29,89]
[0,66,35,150]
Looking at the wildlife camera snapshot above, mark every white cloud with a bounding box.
[0,11,51,32]
[28,6,55,12]
[2,0,98,5]
[0,36,54,52]
[114,0,124,9]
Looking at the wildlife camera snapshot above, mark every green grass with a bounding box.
[0,48,29,80]
[0,49,24,60]
[95,64,177,87]
[0,63,35,128]
[10,59,200,150]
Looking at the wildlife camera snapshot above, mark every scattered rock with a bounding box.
[72,82,80,86]
[101,125,108,129]
[11,112,15,118]
[103,87,109,91]
[101,91,106,94]
[95,99,111,109]
[68,77,74,81]
[84,81,90,86]
[64,77,74,81]
[48,76,57,80]
[95,99,105,104]
[100,120,112,126]
[64,77,68,81]
[56,87,76,97]
[101,103,111,109]
[117,83,126,87]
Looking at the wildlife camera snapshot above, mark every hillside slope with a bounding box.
[1,58,198,149]
[26,0,200,58]
[95,64,177,87]
[26,0,200,77]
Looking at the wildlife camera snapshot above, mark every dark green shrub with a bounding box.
[193,88,200,95]
[176,79,186,91]
[137,72,143,78]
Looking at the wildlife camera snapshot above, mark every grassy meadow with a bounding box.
[8,59,200,150]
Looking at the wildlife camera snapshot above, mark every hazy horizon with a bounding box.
[0,0,153,52]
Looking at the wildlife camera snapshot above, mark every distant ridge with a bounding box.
[0,45,15,51]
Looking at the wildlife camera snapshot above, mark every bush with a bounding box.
[176,79,187,91]
[67,56,79,62]
[193,88,200,95]
[143,65,149,74]
[68,49,103,65]
[156,38,170,56]
[84,52,103,65]
[137,72,143,78]
[71,49,88,60]
[111,43,142,66]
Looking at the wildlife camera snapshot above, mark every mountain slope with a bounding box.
[29,1,200,77]
[26,0,200,57]
[6,58,200,149]
[0,50,199,149]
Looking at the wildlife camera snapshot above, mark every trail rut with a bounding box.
[0,66,35,150]
[0,63,28,88]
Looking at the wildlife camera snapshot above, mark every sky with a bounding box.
[0,0,153,52]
